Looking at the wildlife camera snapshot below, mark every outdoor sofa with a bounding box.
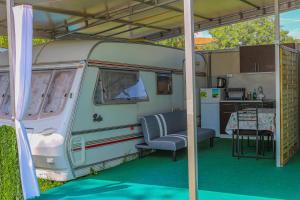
[136,111,216,161]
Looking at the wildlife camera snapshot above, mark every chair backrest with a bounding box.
[160,111,187,134]
[236,103,260,130]
[141,115,161,144]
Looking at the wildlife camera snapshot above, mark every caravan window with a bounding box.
[26,71,52,118]
[94,69,148,104]
[41,70,75,115]
[0,69,76,119]
[0,73,9,107]
[156,73,172,95]
[0,73,10,118]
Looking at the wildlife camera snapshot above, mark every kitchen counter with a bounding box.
[220,99,275,103]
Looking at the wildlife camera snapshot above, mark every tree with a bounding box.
[0,36,8,48]
[203,17,294,50]
[0,35,50,48]
[157,17,295,50]
[158,35,185,49]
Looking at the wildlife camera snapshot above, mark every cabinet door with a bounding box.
[240,46,257,73]
[220,103,235,134]
[257,45,275,72]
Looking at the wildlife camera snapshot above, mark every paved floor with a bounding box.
[39,139,300,200]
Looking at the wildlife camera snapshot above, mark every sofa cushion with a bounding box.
[160,111,187,135]
[169,128,215,143]
[141,116,161,144]
[197,128,216,142]
[148,134,187,151]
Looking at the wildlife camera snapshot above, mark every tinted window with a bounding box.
[41,70,75,115]
[157,73,172,95]
[94,69,148,104]
[26,71,52,118]
[0,69,76,119]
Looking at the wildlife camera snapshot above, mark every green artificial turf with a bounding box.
[38,139,300,200]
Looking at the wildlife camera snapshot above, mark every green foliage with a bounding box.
[203,17,294,50]
[38,179,63,192]
[0,36,8,49]
[90,167,98,175]
[0,36,51,48]
[157,17,295,50]
[157,35,184,49]
[0,126,23,200]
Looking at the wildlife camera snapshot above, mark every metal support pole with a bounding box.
[183,0,198,199]
[274,0,281,167]
[6,0,15,121]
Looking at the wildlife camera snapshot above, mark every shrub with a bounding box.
[0,125,23,199]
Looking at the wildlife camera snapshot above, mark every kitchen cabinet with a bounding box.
[211,50,240,76]
[240,45,275,73]
[240,43,296,73]
[220,102,235,134]
[220,101,275,134]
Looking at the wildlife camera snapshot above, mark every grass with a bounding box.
[38,179,64,192]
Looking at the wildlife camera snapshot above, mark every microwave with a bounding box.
[225,88,245,100]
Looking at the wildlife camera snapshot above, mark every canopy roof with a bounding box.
[0,0,300,41]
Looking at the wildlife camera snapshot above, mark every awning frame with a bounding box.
[1,0,299,41]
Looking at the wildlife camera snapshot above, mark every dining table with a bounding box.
[225,108,276,135]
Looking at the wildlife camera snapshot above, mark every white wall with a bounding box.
[213,72,275,99]
[228,73,275,99]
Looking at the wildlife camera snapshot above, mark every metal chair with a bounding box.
[232,103,260,159]
[259,130,275,158]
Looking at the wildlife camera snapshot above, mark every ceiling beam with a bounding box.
[0,1,93,17]
[53,1,143,30]
[103,13,182,38]
[239,0,261,10]
[90,24,128,36]
[0,0,179,38]
[89,11,174,37]
[107,26,141,37]
[0,0,169,36]
[134,0,212,20]
[111,18,170,31]
[55,0,180,38]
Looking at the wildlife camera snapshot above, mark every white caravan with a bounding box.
[0,40,207,181]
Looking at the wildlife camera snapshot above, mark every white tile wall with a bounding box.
[212,72,275,99]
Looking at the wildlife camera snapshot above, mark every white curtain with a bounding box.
[13,5,40,199]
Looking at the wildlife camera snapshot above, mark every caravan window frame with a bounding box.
[40,69,76,118]
[156,72,173,95]
[25,70,53,120]
[93,68,149,105]
[0,72,10,119]
[0,69,76,120]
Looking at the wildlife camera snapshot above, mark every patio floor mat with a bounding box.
[39,139,300,200]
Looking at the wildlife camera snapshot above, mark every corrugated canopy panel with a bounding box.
[0,0,300,41]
